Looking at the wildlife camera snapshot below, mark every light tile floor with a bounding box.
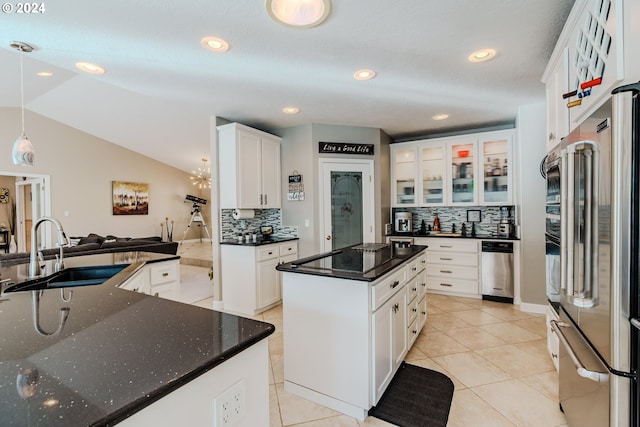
[180,243,568,426]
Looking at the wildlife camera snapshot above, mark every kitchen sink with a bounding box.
[4,264,128,293]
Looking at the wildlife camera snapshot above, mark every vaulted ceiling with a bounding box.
[0,0,574,172]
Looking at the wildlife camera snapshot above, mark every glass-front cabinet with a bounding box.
[448,139,477,205]
[390,129,513,207]
[391,144,417,206]
[420,143,446,206]
[479,131,513,205]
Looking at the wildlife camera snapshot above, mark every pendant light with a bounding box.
[10,41,35,166]
[190,158,211,189]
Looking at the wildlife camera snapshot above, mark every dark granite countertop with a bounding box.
[0,252,275,426]
[387,232,520,241]
[276,243,427,282]
[220,236,299,246]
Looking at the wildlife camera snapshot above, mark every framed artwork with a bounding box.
[112,181,149,215]
[467,209,481,222]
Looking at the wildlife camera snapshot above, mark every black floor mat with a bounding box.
[369,362,454,427]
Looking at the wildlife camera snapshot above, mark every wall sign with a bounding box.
[288,171,304,201]
[319,142,374,155]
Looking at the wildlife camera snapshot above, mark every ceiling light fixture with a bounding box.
[353,69,376,81]
[10,41,35,166]
[190,158,212,189]
[201,36,230,53]
[266,0,331,28]
[432,114,449,121]
[36,71,53,77]
[282,106,300,114]
[468,48,496,63]
[75,62,105,74]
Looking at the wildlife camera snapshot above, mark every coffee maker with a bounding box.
[394,212,413,234]
[497,206,514,238]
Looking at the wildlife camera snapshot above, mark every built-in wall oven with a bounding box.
[543,145,563,304]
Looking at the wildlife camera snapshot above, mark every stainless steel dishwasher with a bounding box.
[481,241,514,303]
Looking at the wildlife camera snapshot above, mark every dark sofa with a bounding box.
[0,233,178,265]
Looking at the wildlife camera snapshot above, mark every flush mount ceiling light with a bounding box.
[36,71,53,77]
[432,114,449,121]
[10,41,35,166]
[201,36,230,53]
[353,69,376,81]
[468,48,496,63]
[266,0,331,28]
[191,158,212,189]
[282,106,300,114]
[75,61,105,74]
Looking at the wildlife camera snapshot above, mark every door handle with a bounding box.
[326,235,332,240]
[550,320,609,383]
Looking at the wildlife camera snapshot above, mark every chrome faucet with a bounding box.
[29,217,68,278]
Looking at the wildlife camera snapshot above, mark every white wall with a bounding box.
[279,123,391,257]
[0,108,210,240]
[515,102,547,305]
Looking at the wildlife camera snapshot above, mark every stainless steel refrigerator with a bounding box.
[548,82,640,427]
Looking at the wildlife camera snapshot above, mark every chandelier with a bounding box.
[190,158,211,189]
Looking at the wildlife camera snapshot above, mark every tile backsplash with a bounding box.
[391,206,516,237]
[221,209,298,241]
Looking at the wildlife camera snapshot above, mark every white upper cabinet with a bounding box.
[391,129,514,207]
[391,144,418,206]
[419,142,446,206]
[218,123,282,209]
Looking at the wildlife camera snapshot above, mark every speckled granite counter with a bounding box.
[0,252,275,426]
[219,236,298,247]
[276,243,427,281]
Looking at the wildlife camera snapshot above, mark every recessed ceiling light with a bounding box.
[266,0,331,28]
[353,69,376,81]
[282,107,300,114]
[201,36,230,53]
[468,49,496,63]
[36,71,53,77]
[432,114,449,121]
[75,62,105,74]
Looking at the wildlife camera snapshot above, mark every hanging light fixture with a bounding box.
[190,158,211,189]
[10,41,35,166]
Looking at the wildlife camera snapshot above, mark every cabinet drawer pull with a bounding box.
[440,257,452,261]
[412,308,417,312]
[440,270,452,274]
[411,267,417,271]
[422,311,427,315]
[440,283,453,287]
[268,251,273,255]
[162,272,169,277]
[412,287,417,291]
[440,245,453,248]
[421,260,426,264]
[390,280,400,289]
[412,329,418,335]
[421,282,426,287]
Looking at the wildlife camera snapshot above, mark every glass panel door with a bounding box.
[421,145,445,205]
[482,139,509,203]
[394,148,416,205]
[330,171,363,250]
[450,142,475,203]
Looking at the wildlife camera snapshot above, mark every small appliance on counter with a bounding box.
[497,206,515,238]
[394,212,413,234]
[260,225,273,240]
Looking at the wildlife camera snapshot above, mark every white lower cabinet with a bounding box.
[416,237,480,297]
[118,259,180,301]
[282,248,427,420]
[221,241,298,315]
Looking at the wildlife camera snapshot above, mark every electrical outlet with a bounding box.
[213,379,245,426]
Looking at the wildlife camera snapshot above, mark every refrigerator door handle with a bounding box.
[630,318,640,331]
[551,320,609,383]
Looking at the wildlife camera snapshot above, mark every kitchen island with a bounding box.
[276,243,428,420]
[0,252,274,426]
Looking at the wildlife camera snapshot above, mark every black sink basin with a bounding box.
[4,264,129,293]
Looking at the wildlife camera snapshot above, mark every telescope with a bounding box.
[185,194,207,205]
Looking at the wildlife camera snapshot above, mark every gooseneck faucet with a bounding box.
[29,217,68,278]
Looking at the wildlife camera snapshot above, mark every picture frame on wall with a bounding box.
[112,181,149,215]
[467,209,481,222]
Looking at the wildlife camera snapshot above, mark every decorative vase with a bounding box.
[9,235,17,253]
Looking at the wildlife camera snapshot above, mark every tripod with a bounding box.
[182,203,211,243]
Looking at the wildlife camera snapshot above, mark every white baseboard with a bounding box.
[519,302,547,315]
